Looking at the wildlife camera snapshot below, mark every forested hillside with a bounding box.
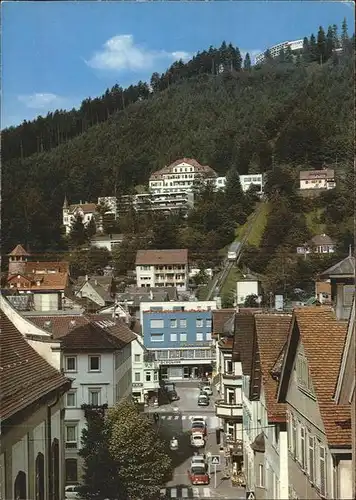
[2,22,354,254]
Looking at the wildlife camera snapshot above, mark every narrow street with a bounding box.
[147,382,245,499]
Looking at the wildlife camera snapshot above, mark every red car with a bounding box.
[188,465,210,486]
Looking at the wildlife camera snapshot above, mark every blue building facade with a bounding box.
[142,309,214,381]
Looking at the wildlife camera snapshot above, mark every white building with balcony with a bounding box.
[149,158,218,195]
[135,248,189,291]
[255,39,303,64]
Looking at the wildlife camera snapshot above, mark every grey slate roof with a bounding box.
[320,255,355,278]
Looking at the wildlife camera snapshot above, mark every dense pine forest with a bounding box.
[2,21,354,261]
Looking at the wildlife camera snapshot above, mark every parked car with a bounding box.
[198,394,209,406]
[191,422,207,436]
[190,432,205,448]
[201,385,213,396]
[64,485,81,499]
[188,465,210,485]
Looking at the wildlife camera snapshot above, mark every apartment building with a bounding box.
[135,249,189,291]
[255,39,304,64]
[141,300,217,380]
[277,307,352,500]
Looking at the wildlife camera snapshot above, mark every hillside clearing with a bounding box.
[235,201,270,247]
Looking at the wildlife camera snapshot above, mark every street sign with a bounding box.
[211,455,220,465]
[246,492,256,500]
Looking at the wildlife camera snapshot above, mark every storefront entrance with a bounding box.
[160,364,213,381]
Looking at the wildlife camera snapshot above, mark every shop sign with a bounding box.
[132,383,143,387]
[160,359,182,364]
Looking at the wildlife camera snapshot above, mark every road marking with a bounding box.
[192,487,200,497]
[181,487,189,498]
[174,415,179,420]
[170,487,177,498]
[203,488,211,497]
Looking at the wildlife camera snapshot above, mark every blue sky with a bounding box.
[2,1,354,129]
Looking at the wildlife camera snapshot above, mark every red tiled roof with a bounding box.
[150,158,218,179]
[135,249,188,266]
[7,244,30,257]
[0,312,71,421]
[232,313,256,376]
[68,203,97,214]
[255,313,292,423]
[212,309,235,334]
[293,307,350,447]
[7,272,68,291]
[29,315,89,338]
[27,314,136,350]
[25,261,70,274]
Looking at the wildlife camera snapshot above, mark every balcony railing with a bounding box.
[215,399,243,419]
[222,372,242,380]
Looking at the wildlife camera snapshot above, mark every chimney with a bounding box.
[85,275,88,282]
[80,200,82,205]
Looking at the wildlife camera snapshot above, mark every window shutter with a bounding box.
[287,411,291,451]
[300,426,306,469]
[308,435,315,483]
[319,444,326,496]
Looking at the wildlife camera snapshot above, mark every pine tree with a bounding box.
[243,52,251,71]
[309,33,318,62]
[278,48,286,63]
[302,37,310,62]
[86,216,97,238]
[326,25,335,60]
[224,167,244,207]
[79,405,119,500]
[332,24,340,49]
[69,214,88,247]
[317,26,327,63]
[264,48,273,62]
[285,45,294,63]
[232,46,242,71]
[341,17,349,46]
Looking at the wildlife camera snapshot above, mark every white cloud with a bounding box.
[86,34,192,72]
[17,93,67,109]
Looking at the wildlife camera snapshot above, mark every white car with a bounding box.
[191,454,206,468]
[190,432,205,448]
[201,386,213,396]
[64,485,81,499]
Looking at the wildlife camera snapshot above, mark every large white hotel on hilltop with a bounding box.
[255,39,304,65]
[63,158,265,234]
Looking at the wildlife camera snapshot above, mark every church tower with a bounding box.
[7,244,30,275]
